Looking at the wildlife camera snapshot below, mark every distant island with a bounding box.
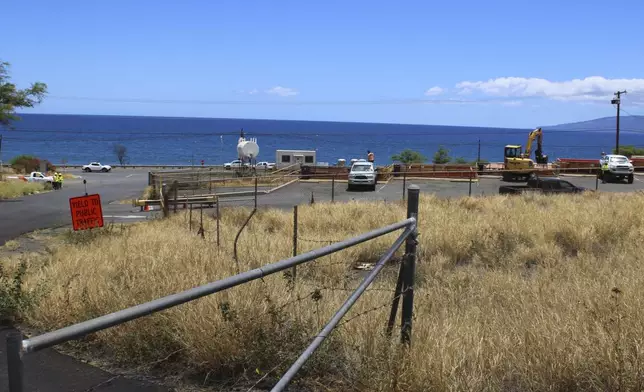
[544,115,644,131]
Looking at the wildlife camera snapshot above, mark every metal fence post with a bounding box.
[291,205,298,282]
[596,171,599,190]
[254,176,258,209]
[401,185,419,345]
[173,180,179,213]
[189,204,193,231]
[7,331,24,392]
[216,196,220,248]
[402,168,407,201]
[468,172,472,197]
[331,174,335,203]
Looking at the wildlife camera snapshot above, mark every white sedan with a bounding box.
[82,162,112,172]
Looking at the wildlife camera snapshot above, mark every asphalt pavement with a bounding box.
[0,169,150,246]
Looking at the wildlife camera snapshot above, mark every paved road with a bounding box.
[0,169,149,246]
[216,174,644,209]
[0,327,170,392]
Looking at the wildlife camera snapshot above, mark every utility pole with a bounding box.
[612,90,627,155]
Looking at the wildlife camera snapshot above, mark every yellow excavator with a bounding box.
[503,128,548,182]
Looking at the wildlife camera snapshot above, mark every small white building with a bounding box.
[276,150,316,168]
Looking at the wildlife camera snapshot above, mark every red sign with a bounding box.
[69,194,104,231]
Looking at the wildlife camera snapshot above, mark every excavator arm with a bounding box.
[524,128,542,157]
[525,127,548,164]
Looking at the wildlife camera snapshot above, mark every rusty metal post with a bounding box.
[254,175,258,209]
[401,185,419,345]
[189,204,193,231]
[7,331,24,392]
[469,172,472,197]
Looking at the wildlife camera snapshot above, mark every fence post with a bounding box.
[173,180,179,213]
[401,184,419,345]
[7,331,24,392]
[402,168,407,201]
[161,183,169,218]
[254,175,258,209]
[468,171,472,197]
[331,174,335,203]
[596,170,599,190]
[189,204,193,231]
[291,205,298,283]
[216,196,220,248]
[386,261,404,337]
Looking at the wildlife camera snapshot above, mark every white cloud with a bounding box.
[502,100,523,107]
[455,76,644,102]
[265,86,299,97]
[424,86,444,96]
[248,89,259,95]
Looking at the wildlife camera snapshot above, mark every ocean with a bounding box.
[1,113,643,166]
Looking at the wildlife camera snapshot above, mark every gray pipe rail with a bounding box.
[271,224,415,391]
[6,211,418,391]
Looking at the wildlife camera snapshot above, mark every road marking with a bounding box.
[103,215,147,219]
[125,174,137,178]
[377,178,392,193]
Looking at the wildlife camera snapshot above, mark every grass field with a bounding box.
[0,181,47,199]
[14,192,644,391]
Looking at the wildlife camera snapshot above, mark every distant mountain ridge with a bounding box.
[544,115,644,131]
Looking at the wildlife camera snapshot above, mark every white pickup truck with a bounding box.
[24,172,54,184]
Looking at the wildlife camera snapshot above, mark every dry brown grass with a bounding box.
[0,181,47,199]
[21,192,644,391]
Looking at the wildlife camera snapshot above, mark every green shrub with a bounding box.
[10,155,56,174]
[0,262,34,325]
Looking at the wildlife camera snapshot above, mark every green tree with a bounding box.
[391,149,427,164]
[433,145,451,164]
[0,61,48,127]
[613,145,644,157]
[453,157,468,164]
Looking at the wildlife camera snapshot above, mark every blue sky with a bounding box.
[4,0,644,128]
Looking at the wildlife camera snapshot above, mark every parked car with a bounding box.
[82,162,112,172]
[224,160,251,170]
[598,154,634,183]
[348,161,378,191]
[499,175,587,195]
[255,161,276,170]
[23,171,55,184]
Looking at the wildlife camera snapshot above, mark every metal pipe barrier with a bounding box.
[272,185,420,392]
[6,188,420,392]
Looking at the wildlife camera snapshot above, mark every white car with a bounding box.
[82,162,112,172]
[256,161,275,170]
[348,161,378,191]
[224,160,250,170]
[599,154,634,183]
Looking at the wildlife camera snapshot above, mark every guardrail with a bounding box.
[6,186,421,392]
